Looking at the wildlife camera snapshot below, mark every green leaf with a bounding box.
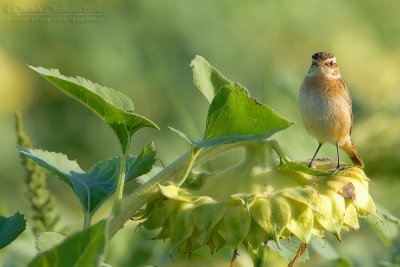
[36,232,65,252]
[168,126,192,144]
[190,55,231,103]
[267,237,309,263]
[172,57,292,147]
[279,161,331,176]
[195,84,292,147]
[29,220,107,267]
[0,212,26,249]
[28,66,159,153]
[18,143,157,216]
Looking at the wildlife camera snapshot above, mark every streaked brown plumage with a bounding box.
[299,52,364,171]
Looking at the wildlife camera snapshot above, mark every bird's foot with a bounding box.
[331,168,340,175]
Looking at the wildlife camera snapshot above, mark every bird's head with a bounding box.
[309,52,340,78]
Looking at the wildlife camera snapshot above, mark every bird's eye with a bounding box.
[312,54,318,60]
[329,61,335,66]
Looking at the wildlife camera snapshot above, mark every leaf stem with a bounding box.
[175,147,202,187]
[270,139,290,165]
[83,212,91,230]
[113,153,127,215]
[254,247,266,267]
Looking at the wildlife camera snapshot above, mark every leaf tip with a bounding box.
[190,55,204,68]
[27,64,39,71]
[152,123,161,131]
[168,126,194,145]
[16,146,30,154]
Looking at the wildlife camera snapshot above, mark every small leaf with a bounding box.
[194,84,292,147]
[267,237,309,263]
[36,232,65,252]
[285,202,314,244]
[190,55,231,103]
[250,196,291,246]
[0,212,26,249]
[28,66,159,153]
[279,161,331,176]
[170,202,196,250]
[18,143,157,216]
[29,220,107,267]
[216,206,251,248]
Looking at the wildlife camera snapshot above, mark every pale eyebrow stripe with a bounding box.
[322,57,336,63]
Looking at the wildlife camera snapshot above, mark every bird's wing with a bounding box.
[338,77,353,134]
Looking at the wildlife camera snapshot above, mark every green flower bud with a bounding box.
[136,141,379,265]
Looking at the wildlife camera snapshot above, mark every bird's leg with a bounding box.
[332,143,340,174]
[308,143,322,168]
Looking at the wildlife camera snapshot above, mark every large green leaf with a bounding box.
[198,84,292,147]
[18,143,157,216]
[29,220,107,267]
[172,56,294,147]
[190,55,231,103]
[28,66,159,153]
[0,212,26,249]
[173,83,292,147]
[175,59,293,147]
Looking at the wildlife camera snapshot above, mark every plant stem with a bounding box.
[113,153,127,215]
[108,140,267,238]
[270,139,290,165]
[244,141,269,168]
[83,212,91,230]
[175,147,201,187]
[254,246,266,267]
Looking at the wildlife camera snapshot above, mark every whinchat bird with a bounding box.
[299,52,364,171]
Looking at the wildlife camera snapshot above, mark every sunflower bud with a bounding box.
[136,141,379,265]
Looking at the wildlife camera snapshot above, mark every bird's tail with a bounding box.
[341,140,364,168]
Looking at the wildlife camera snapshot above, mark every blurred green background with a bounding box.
[0,0,399,266]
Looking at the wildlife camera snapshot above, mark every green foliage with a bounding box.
[0,212,26,249]
[18,143,156,217]
[190,55,231,103]
[36,232,65,252]
[29,220,107,267]
[199,83,293,147]
[5,55,393,267]
[15,112,59,236]
[174,57,293,148]
[28,66,159,154]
